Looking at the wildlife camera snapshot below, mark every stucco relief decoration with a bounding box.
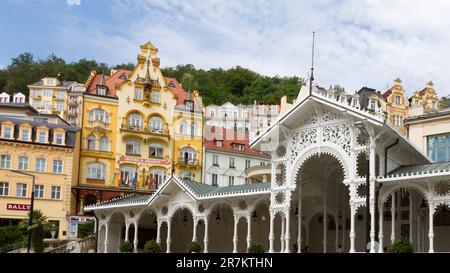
[275,162,286,187]
[300,113,318,127]
[322,123,352,156]
[322,110,343,123]
[161,206,168,216]
[275,145,287,159]
[275,192,285,205]
[434,181,450,197]
[238,199,248,210]
[289,128,318,164]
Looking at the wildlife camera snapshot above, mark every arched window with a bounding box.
[179,121,187,134]
[120,165,138,185]
[87,135,96,150]
[89,109,109,123]
[181,171,193,181]
[99,136,109,152]
[149,116,164,133]
[180,147,197,164]
[126,140,141,156]
[128,113,143,130]
[149,143,164,158]
[150,168,166,185]
[191,122,198,136]
[87,163,105,180]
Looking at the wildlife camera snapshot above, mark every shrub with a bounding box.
[248,243,265,253]
[387,237,413,253]
[144,240,161,253]
[78,221,95,238]
[17,210,48,253]
[187,241,202,253]
[119,240,134,253]
[0,226,25,246]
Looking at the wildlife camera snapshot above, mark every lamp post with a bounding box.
[10,170,35,254]
[354,122,371,253]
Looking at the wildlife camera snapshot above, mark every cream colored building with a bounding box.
[0,103,80,239]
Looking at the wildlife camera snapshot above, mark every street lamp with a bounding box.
[9,170,35,254]
[354,122,371,253]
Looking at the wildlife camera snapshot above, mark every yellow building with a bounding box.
[166,77,204,182]
[0,103,80,239]
[75,70,131,212]
[115,42,177,190]
[28,77,84,127]
[409,81,440,114]
[381,78,410,135]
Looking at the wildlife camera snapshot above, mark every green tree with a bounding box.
[17,210,49,253]
[440,96,450,109]
[113,62,135,71]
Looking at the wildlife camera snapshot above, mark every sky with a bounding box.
[1,0,450,97]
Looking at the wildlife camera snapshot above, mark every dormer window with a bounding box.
[21,129,29,141]
[352,98,358,107]
[395,95,401,105]
[119,73,127,80]
[186,100,194,111]
[216,140,223,147]
[168,81,176,88]
[47,79,54,85]
[97,86,107,96]
[55,133,63,145]
[38,131,47,143]
[233,143,245,151]
[370,100,376,110]
[3,127,12,139]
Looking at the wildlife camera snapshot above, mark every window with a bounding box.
[191,122,198,136]
[97,86,107,96]
[99,136,109,151]
[150,168,165,185]
[212,155,219,166]
[260,162,266,166]
[179,121,187,134]
[393,115,403,126]
[34,185,44,199]
[35,158,46,172]
[51,186,61,200]
[16,183,27,197]
[53,160,63,174]
[47,79,54,85]
[43,101,51,109]
[87,163,105,180]
[149,143,164,158]
[370,100,376,110]
[245,159,251,169]
[432,101,437,109]
[44,89,51,96]
[32,101,41,109]
[87,135,96,150]
[149,116,164,133]
[134,87,143,100]
[56,102,65,111]
[34,117,48,123]
[180,147,196,164]
[212,174,218,186]
[22,129,29,141]
[120,165,138,185]
[33,90,41,97]
[428,134,450,162]
[55,134,63,145]
[228,176,234,186]
[126,140,141,156]
[56,91,65,99]
[186,101,194,111]
[234,143,244,151]
[395,95,401,105]
[38,132,47,143]
[0,155,11,169]
[229,157,235,168]
[89,109,109,123]
[181,172,192,181]
[3,127,12,139]
[18,156,29,170]
[128,113,143,130]
[152,91,160,103]
[216,140,223,147]
[0,182,8,196]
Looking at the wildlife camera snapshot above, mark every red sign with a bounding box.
[7,203,31,211]
[117,155,170,165]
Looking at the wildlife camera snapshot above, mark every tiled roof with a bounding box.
[84,194,153,210]
[181,180,270,197]
[204,126,270,158]
[29,80,76,88]
[388,162,450,177]
[86,69,131,97]
[164,77,202,113]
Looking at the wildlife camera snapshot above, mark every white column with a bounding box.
[269,212,274,253]
[125,222,130,242]
[391,192,396,244]
[284,209,290,253]
[323,198,327,253]
[350,205,356,253]
[297,197,302,253]
[192,218,198,242]
[378,205,384,253]
[335,209,339,252]
[104,222,109,253]
[428,205,434,253]
[280,215,285,253]
[156,220,161,245]
[233,215,238,253]
[204,218,209,253]
[409,195,413,244]
[246,215,252,252]
[369,146,376,253]
[342,205,346,251]
[133,220,138,253]
[166,218,172,253]
[417,216,421,252]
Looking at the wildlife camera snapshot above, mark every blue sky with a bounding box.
[1,0,450,97]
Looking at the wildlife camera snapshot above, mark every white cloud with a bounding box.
[55,0,450,97]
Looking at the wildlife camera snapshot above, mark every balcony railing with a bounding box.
[87,120,110,130]
[178,158,198,166]
[120,124,169,136]
[68,100,78,106]
[82,139,112,154]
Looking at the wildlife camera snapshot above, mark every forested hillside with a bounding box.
[0,53,304,106]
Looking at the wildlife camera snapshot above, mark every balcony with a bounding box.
[82,139,113,155]
[53,96,66,101]
[120,124,169,137]
[87,120,110,131]
[125,152,141,157]
[178,158,199,167]
[31,94,42,100]
[68,100,78,106]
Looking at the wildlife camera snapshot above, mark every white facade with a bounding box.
[202,148,270,187]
